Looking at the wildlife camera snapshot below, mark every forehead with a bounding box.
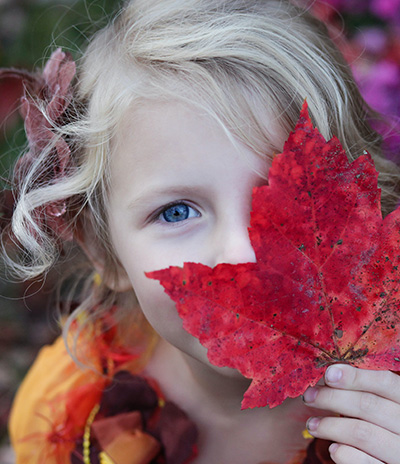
[108,100,268,193]
[114,100,222,169]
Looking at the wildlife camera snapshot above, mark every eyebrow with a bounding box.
[127,185,208,210]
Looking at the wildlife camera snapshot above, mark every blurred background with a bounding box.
[0,1,122,462]
[0,0,399,462]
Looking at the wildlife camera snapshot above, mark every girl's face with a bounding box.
[107,101,270,369]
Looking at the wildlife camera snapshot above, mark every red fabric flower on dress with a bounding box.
[71,371,198,464]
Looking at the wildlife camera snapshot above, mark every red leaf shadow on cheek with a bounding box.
[147,101,400,409]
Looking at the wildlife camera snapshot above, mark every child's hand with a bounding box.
[303,365,400,463]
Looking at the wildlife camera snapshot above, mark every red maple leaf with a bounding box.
[147,101,400,409]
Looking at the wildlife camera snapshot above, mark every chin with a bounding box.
[210,362,248,379]
[184,335,250,380]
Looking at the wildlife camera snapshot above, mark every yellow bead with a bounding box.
[158,398,166,408]
[93,272,102,287]
[302,428,313,440]
[83,404,100,464]
[99,452,115,464]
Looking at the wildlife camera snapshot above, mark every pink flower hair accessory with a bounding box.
[0,48,77,242]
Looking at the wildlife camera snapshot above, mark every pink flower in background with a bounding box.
[381,128,400,164]
[321,0,370,13]
[354,60,400,115]
[353,27,388,55]
[353,58,400,162]
[370,0,400,20]
[311,0,400,162]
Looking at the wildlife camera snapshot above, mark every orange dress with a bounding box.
[9,336,333,464]
[9,330,198,464]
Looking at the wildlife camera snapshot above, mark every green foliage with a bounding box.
[0,0,123,180]
[0,0,122,66]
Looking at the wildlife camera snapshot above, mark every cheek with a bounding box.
[107,220,201,344]
[119,246,206,356]
[110,227,243,370]
[133,274,204,357]
[124,259,186,340]
[114,229,193,276]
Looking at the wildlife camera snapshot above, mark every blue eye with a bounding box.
[160,203,199,223]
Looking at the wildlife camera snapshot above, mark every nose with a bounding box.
[212,218,257,266]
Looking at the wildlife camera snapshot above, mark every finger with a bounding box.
[306,416,400,464]
[323,364,400,403]
[329,443,383,464]
[303,385,400,434]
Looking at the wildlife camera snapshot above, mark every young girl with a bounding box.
[3,0,400,463]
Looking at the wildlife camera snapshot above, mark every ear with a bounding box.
[74,211,132,293]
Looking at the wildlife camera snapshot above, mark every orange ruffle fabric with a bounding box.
[9,336,106,463]
[9,335,330,464]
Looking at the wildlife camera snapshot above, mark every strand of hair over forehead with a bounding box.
[114,0,370,154]
[116,0,397,188]
[93,0,371,164]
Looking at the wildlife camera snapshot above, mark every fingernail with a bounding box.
[303,387,318,403]
[326,365,342,383]
[306,417,320,432]
[329,443,339,454]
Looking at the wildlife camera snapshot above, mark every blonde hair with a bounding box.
[3,0,400,356]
